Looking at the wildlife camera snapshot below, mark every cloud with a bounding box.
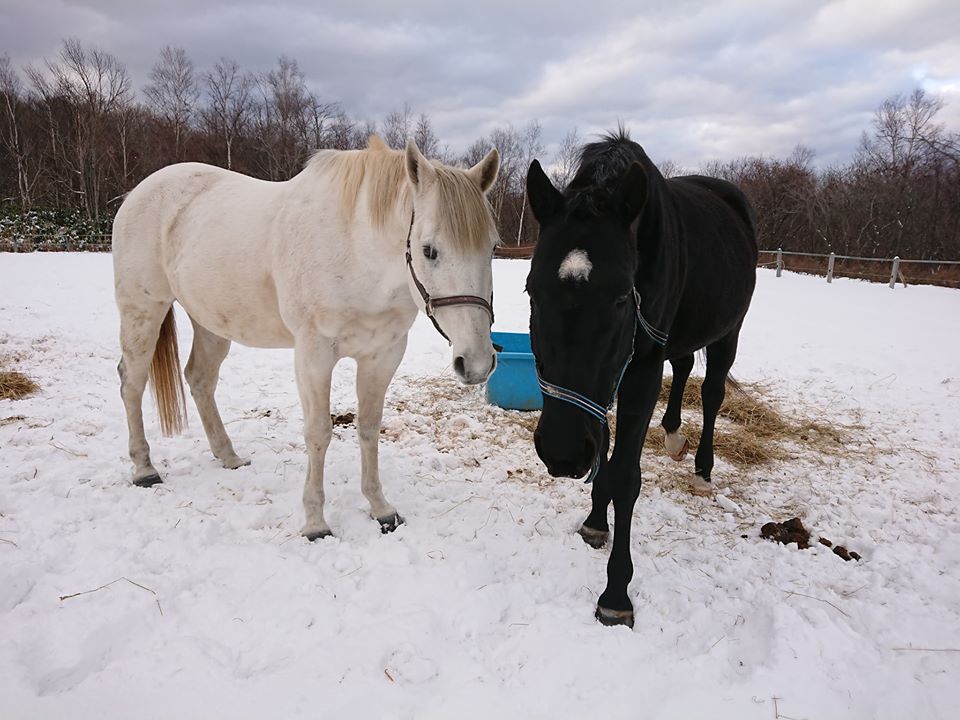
[2,0,958,168]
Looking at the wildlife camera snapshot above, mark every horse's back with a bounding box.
[663,175,758,355]
[113,163,295,347]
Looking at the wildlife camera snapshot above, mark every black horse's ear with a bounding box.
[526,160,564,225]
[611,162,647,225]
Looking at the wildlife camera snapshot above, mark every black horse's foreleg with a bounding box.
[694,329,740,482]
[596,356,663,627]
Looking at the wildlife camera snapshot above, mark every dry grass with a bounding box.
[387,373,866,470]
[0,369,39,401]
[640,376,862,467]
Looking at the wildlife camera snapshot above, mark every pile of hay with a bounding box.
[387,372,863,471]
[641,376,861,467]
[0,356,39,401]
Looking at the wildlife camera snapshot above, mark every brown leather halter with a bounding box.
[404,210,495,345]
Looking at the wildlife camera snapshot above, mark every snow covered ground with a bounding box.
[1,253,959,719]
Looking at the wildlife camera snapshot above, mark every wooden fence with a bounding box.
[3,236,959,289]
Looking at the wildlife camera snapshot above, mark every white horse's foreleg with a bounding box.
[295,334,337,540]
[118,299,172,486]
[185,318,248,469]
[356,335,408,532]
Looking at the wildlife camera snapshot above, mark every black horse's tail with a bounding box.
[696,348,745,393]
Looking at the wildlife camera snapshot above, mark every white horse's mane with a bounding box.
[307,136,495,251]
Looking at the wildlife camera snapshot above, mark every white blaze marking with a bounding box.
[558,249,592,282]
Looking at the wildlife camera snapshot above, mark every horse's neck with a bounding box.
[635,181,682,320]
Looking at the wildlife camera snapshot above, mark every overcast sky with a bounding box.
[2,0,959,169]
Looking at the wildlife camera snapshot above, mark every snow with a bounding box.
[1,253,959,719]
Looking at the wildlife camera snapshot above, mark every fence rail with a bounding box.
[3,236,959,289]
[758,248,960,289]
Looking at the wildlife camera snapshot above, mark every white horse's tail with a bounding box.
[149,307,188,437]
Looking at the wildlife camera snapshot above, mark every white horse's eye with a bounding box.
[422,245,438,261]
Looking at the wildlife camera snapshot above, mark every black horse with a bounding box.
[525,130,757,627]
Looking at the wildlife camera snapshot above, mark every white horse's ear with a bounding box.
[467,148,500,194]
[405,139,436,189]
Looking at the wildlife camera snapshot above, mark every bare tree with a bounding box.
[515,120,545,243]
[203,57,253,170]
[657,159,685,178]
[254,55,311,179]
[413,112,439,158]
[306,94,338,151]
[382,102,414,149]
[145,45,199,162]
[0,55,33,208]
[550,127,581,187]
[26,38,132,219]
[485,125,521,223]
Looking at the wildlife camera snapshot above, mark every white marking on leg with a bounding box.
[558,249,592,282]
[664,431,688,461]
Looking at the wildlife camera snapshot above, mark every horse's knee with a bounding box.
[357,422,379,444]
[305,423,333,452]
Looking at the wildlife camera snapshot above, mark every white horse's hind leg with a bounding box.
[118,299,173,486]
[185,318,249,469]
[356,336,408,533]
[295,335,337,540]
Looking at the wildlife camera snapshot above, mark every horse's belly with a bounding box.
[172,272,295,348]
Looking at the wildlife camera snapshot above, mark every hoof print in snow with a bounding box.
[761,518,861,561]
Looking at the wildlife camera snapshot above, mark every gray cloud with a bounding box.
[2,0,958,168]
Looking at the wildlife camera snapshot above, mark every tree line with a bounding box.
[1,40,958,259]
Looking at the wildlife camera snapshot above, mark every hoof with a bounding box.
[222,456,251,470]
[377,512,405,534]
[578,524,609,549]
[669,438,690,462]
[688,474,714,496]
[595,605,634,628]
[133,474,163,488]
[303,528,334,542]
[664,432,689,462]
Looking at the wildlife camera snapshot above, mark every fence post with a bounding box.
[889,256,900,289]
[827,252,835,283]
[776,248,783,277]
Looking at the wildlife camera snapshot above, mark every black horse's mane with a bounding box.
[565,128,658,219]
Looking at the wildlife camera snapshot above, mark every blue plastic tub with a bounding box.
[486,331,542,411]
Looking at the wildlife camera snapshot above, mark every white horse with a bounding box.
[112,136,501,539]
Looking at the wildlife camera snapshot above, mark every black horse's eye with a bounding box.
[615,293,630,306]
[422,245,438,261]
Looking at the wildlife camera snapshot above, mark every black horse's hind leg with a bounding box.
[694,327,741,485]
[661,354,694,460]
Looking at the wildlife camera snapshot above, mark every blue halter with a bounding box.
[536,288,668,482]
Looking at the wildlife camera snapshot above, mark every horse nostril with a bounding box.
[453,355,466,378]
